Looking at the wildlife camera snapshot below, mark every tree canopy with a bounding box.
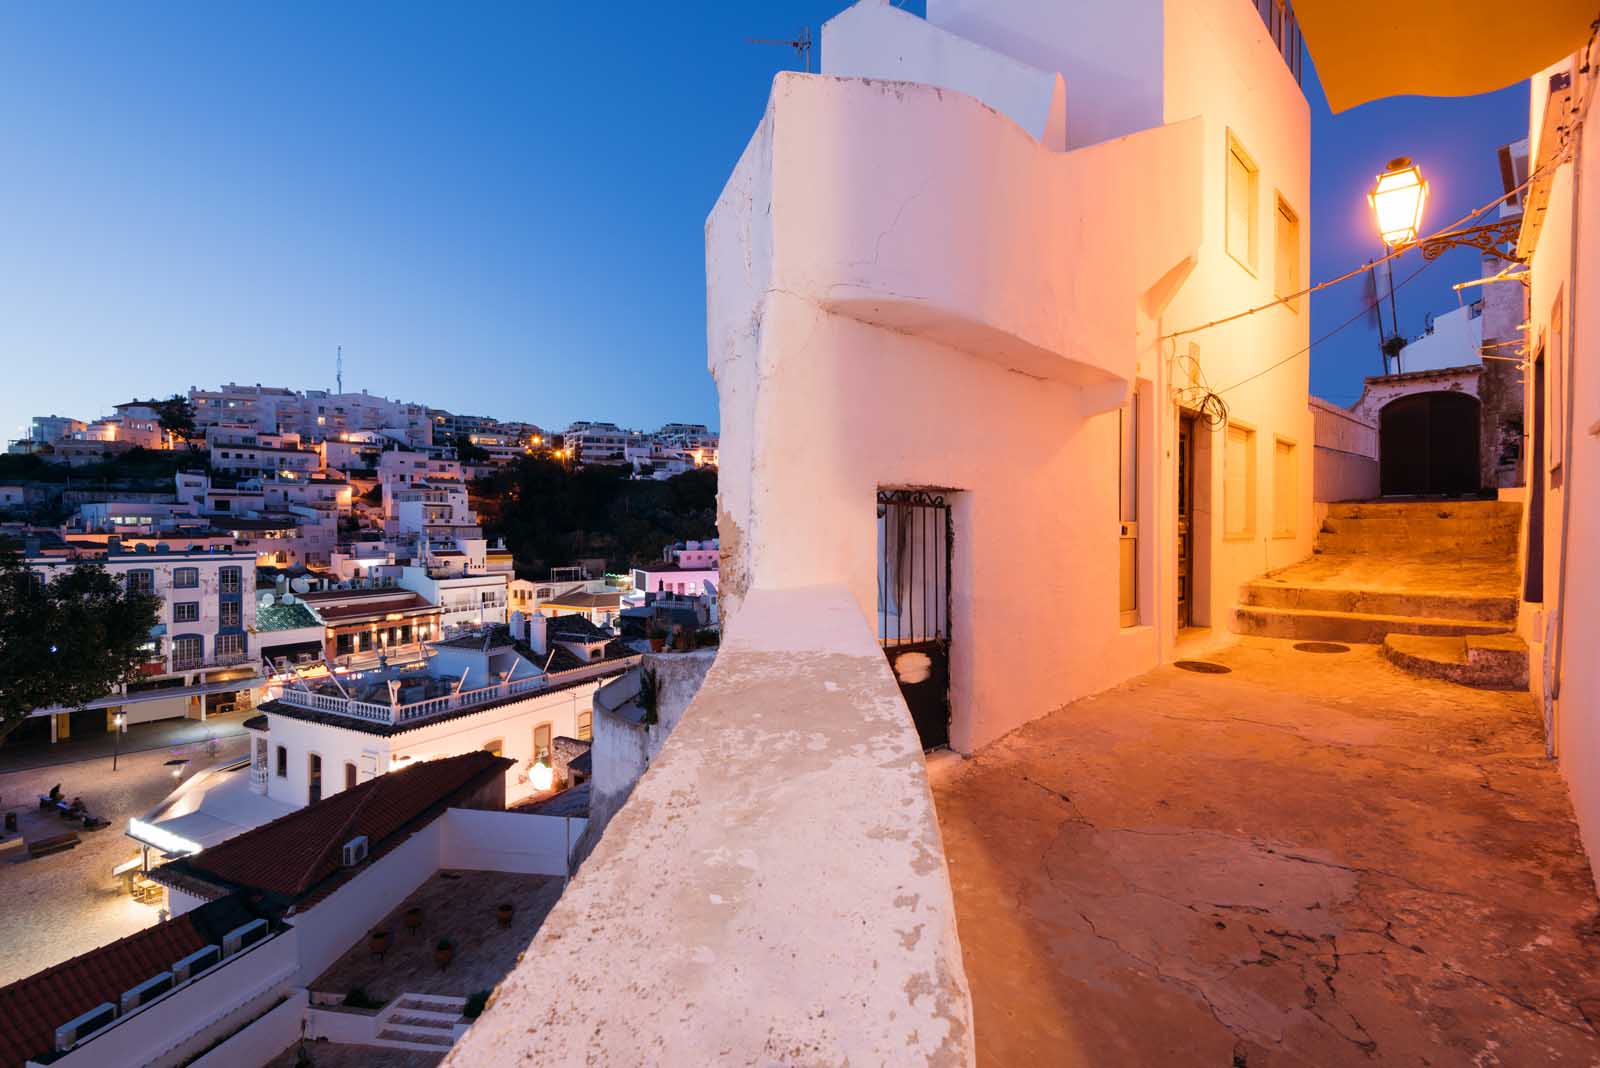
[0,551,162,746]
[155,394,198,445]
[472,460,716,575]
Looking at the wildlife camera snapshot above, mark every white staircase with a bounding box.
[373,993,466,1052]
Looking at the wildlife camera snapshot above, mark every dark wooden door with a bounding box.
[1380,391,1481,496]
[1177,413,1196,628]
[1526,351,1546,602]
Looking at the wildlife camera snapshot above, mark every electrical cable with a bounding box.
[1216,255,1438,397]
[1161,144,1572,345]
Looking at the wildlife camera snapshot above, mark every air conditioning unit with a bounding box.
[120,972,174,1012]
[171,944,221,983]
[341,835,370,867]
[222,918,268,956]
[55,1003,118,1051]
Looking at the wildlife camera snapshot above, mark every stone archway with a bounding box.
[1379,391,1482,496]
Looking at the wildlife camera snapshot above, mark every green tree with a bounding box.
[0,551,161,747]
[453,434,491,465]
[155,394,198,447]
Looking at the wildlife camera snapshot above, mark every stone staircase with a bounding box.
[1233,500,1528,690]
[373,993,466,1052]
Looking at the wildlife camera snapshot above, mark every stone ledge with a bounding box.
[444,585,974,1067]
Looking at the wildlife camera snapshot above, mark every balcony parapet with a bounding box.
[708,72,1203,397]
[444,585,973,1066]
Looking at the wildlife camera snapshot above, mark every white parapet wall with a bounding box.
[442,586,974,1066]
[1309,396,1379,502]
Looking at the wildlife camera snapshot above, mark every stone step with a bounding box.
[1239,581,1517,622]
[376,1027,457,1050]
[1319,515,1520,537]
[1326,500,1521,520]
[1232,604,1512,644]
[1312,532,1518,558]
[1381,633,1530,690]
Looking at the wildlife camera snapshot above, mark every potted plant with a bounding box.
[434,937,455,970]
[368,930,390,959]
[404,907,423,936]
[647,622,667,652]
[638,668,660,726]
[496,902,515,928]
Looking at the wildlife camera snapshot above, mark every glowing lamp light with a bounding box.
[530,759,554,792]
[1369,157,1428,247]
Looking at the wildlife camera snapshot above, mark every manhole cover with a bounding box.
[1293,642,1350,654]
[1175,660,1231,674]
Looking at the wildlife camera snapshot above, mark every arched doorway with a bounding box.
[1379,391,1481,496]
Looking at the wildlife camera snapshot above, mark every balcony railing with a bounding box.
[273,672,546,727]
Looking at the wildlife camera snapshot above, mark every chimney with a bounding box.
[526,613,547,657]
[106,534,122,554]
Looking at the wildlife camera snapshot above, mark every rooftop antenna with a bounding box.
[748,26,812,72]
[336,345,344,395]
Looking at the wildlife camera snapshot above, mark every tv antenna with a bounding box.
[337,345,343,394]
[748,26,812,72]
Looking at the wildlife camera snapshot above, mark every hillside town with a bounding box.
[4,1,1600,1067]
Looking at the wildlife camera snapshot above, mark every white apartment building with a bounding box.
[189,383,303,435]
[248,619,634,810]
[20,543,260,741]
[561,421,637,465]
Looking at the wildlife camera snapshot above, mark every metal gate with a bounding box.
[877,489,952,751]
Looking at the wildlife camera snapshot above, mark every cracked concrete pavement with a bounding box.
[931,636,1600,1067]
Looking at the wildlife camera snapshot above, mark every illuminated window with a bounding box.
[533,723,552,763]
[1226,133,1259,274]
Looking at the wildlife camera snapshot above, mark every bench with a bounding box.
[27,832,80,858]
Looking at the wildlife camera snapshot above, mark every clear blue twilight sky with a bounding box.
[0,2,1527,440]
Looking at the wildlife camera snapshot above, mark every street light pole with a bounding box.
[113,713,126,771]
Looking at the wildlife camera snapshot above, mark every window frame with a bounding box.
[1271,435,1298,539]
[219,567,242,595]
[219,601,242,628]
[127,569,155,596]
[1223,421,1259,540]
[172,567,199,589]
[174,601,200,623]
[1273,193,1301,311]
[276,745,288,778]
[1225,132,1261,277]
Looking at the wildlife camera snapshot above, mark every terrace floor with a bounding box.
[932,636,1600,1067]
[311,869,563,1002]
[264,1041,444,1068]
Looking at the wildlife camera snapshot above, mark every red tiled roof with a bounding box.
[0,913,208,1068]
[149,750,511,905]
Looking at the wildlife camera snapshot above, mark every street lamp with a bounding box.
[530,758,554,792]
[1367,155,1524,262]
[1369,157,1428,247]
[112,712,127,771]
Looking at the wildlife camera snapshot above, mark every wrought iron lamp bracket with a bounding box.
[1407,219,1525,263]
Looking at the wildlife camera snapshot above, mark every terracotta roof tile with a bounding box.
[0,900,257,1068]
[148,750,511,906]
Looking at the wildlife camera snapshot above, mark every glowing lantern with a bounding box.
[1369,157,1428,247]
[530,759,554,792]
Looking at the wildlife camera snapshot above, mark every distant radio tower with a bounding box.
[337,345,343,394]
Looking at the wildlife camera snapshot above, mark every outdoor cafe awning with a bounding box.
[1294,0,1595,112]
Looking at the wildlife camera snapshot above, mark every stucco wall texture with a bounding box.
[708,0,1313,754]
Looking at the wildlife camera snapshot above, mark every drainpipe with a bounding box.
[1545,60,1590,757]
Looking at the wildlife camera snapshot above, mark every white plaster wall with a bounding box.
[1399,303,1485,373]
[1310,398,1379,502]
[439,808,583,876]
[186,990,307,1068]
[1523,56,1600,877]
[50,931,299,1068]
[822,0,1065,149]
[262,681,599,809]
[1159,0,1314,632]
[927,0,1163,149]
[289,821,443,982]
